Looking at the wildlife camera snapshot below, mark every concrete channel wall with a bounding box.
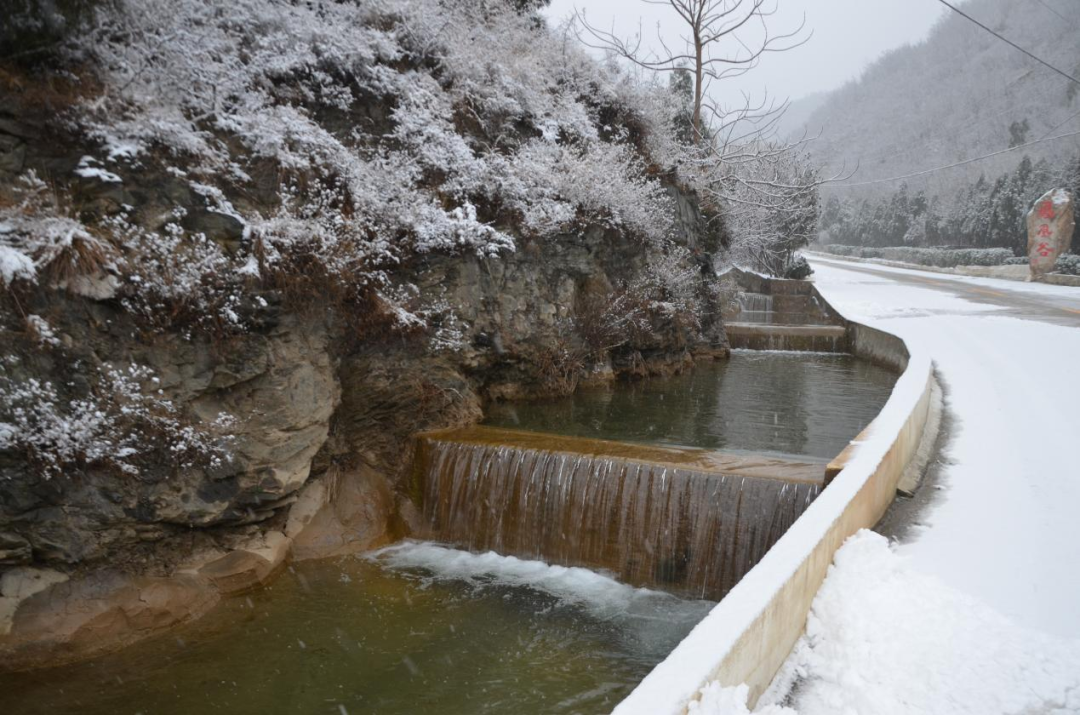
[612,287,936,714]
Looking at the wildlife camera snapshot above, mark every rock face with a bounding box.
[0,175,724,521]
[0,88,729,669]
[0,312,341,568]
[1028,189,1075,277]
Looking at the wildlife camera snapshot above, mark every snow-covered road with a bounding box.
[809,256,1080,635]
[744,257,1080,714]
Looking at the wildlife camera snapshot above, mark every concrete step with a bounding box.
[768,280,816,296]
[725,323,849,352]
[770,294,813,313]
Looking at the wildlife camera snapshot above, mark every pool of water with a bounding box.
[484,351,897,460]
[0,544,712,715]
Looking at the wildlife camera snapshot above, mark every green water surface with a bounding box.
[484,351,897,460]
[0,551,710,715]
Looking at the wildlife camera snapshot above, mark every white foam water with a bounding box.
[369,541,714,650]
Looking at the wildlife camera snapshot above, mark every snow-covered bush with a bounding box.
[1054,254,1080,276]
[709,147,820,278]
[0,172,114,290]
[76,0,676,244]
[483,139,672,240]
[0,359,234,478]
[1,0,684,333]
[819,245,1015,268]
[572,250,699,362]
[630,242,706,323]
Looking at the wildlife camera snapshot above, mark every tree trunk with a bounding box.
[693,32,703,145]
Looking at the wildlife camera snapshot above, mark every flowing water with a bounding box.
[0,544,712,715]
[484,351,897,460]
[418,439,820,600]
[417,352,896,601]
[735,292,774,323]
[1,353,896,713]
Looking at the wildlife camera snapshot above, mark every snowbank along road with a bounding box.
[809,256,1080,634]
[734,256,1080,715]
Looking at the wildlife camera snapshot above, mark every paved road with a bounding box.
[809,254,1080,327]
[808,254,1080,639]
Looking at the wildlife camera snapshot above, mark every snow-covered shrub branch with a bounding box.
[0,0,703,333]
[0,358,234,478]
[0,172,115,290]
[75,0,678,245]
[704,147,820,277]
[572,241,710,366]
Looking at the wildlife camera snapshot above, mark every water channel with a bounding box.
[485,351,897,460]
[0,545,711,715]
[0,352,897,714]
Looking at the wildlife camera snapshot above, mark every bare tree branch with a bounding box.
[574,0,807,145]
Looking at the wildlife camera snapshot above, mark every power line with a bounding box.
[1037,107,1080,141]
[823,128,1080,189]
[935,0,1080,87]
[1034,0,1078,29]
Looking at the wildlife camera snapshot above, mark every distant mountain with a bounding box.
[791,0,1080,201]
[774,90,829,141]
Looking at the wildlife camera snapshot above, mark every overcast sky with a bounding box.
[543,0,948,104]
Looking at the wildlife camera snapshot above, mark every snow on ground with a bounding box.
[722,258,1080,715]
[809,259,1080,637]
[754,532,1080,715]
[810,253,1080,304]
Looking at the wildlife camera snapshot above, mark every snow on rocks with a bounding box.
[25,315,60,346]
[12,0,691,335]
[73,156,122,183]
[0,244,35,286]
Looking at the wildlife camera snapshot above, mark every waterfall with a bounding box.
[736,293,774,323]
[417,435,821,601]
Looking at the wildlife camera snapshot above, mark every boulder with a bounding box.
[197,531,289,595]
[289,467,395,561]
[0,569,219,670]
[1028,189,1075,277]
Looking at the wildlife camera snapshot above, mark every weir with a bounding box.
[414,427,824,600]
[722,267,850,352]
[735,292,774,323]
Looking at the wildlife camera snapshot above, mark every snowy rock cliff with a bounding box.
[0,0,728,630]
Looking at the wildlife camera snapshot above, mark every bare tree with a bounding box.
[721,145,820,276]
[575,0,808,146]
[573,1,854,277]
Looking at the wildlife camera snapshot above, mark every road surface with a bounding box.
[809,254,1080,327]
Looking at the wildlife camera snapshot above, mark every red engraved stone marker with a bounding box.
[1028,188,1075,278]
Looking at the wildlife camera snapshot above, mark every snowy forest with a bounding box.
[819,155,1080,254]
[796,0,1080,256]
